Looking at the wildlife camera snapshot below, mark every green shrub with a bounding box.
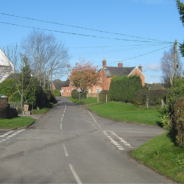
[9,91,21,102]
[173,98,184,147]
[109,75,142,103]
[99,90,110,102]
[0,79,17,97]
[52,89,61,96]
[134,89,168,106]
[71,89,78,99]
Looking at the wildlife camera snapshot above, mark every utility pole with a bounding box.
[174,39,178,79]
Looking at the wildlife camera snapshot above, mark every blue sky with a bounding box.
[0,0,184,83]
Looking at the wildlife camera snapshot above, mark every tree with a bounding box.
[21,30,70,89]
[176,0,184,56]
[69,60,101,91]
[160,46,182,88]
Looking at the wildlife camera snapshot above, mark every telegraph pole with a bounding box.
[174,39,178,79]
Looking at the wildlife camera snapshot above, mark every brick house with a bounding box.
[61,59,145,97]
[101,59,145,90]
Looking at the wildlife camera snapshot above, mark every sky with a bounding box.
[0,0,184,83]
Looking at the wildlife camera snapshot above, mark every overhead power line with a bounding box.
[108,44,173,64]
[0,21,171,43]
[0,12,172,44]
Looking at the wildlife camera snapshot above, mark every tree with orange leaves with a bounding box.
[69,60,101,91]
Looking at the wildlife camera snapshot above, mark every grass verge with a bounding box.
[132,133,184,183]
[69,97,100,105]
[0,116,35,129]
[31,108,50,114]
[88,101,162,125]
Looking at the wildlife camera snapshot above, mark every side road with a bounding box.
[0,97,174,183]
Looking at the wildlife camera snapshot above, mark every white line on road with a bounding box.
[0,129,25,144]
[111,131,132,148]
[103,131,125,150]
[60,124,62,130]
[69,164,82,184]
[0,131,14,138]
[63,144,69,157]
[88,111,102,130]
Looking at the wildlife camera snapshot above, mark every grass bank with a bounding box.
[31,107,50,114]
[132,133,184,183]
[88,101,162,126]
[0,116,35,129]
[69,97,99,105]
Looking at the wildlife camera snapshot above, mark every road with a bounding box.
[0,97,174,183]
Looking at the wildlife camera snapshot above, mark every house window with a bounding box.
[89,88,91,93]
[69,89,70,93]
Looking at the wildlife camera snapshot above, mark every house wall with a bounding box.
[129,68,145,86]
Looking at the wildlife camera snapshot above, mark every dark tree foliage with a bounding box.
[176,0,184,56]
[109,75,142,103]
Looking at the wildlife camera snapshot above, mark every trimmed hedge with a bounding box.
[71,89,87,99]
[99,90,110,102]
[109,75,142,103]
[134,89,168,106]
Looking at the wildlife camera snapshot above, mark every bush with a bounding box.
[174,98,184,147]
[109,75,142,103]
[0,79,17,97]
[99,90,110,102]
[134,89,168,106]
[72,89,78,99]
[52,89,61,96]
[9,91,21,102]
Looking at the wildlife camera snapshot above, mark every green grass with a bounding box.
[88,101,162,125]
[69,97,99,105]
[132,133,184,183]
[0,116,35,129]
[31,108,50,114]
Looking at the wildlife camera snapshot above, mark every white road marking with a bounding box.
[111,131,132,148]
[103,131,125,150]
[88,111,102,130]
[0,129,25,144]
[0,131,14,138]
[69,164,82,184]
[61,118,63,122]
[60,124,62,130]
[63,144,69,157]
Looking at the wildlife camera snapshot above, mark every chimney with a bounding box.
[138,64,142,72]
[102,59,107,68]
[118,62,123,68]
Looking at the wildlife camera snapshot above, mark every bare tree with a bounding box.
[21,30,70,89]
[160,46,182,88]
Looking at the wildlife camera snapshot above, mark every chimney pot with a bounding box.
[118,62,123,68]
[138,64,142,72]
[103,59,107,68]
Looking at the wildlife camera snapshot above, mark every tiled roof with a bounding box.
[52,79,65,90]
[61,79,70,87]
[103,67,136,78]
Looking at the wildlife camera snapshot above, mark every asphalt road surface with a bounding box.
[0,97,175,183]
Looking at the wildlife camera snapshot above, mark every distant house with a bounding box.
[61,59,145,97]
[0,48,14,83]
[101,59,145,90]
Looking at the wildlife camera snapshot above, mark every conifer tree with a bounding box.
[176,0,184,56]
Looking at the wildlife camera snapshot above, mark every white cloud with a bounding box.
[147,63,161,71]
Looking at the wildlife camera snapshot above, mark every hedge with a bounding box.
[109,75,142,103]
[72,89,87,99]
[99,90,110,102]
[134,89,168,106]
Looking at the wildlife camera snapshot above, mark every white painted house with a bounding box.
[0,48,14,83]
